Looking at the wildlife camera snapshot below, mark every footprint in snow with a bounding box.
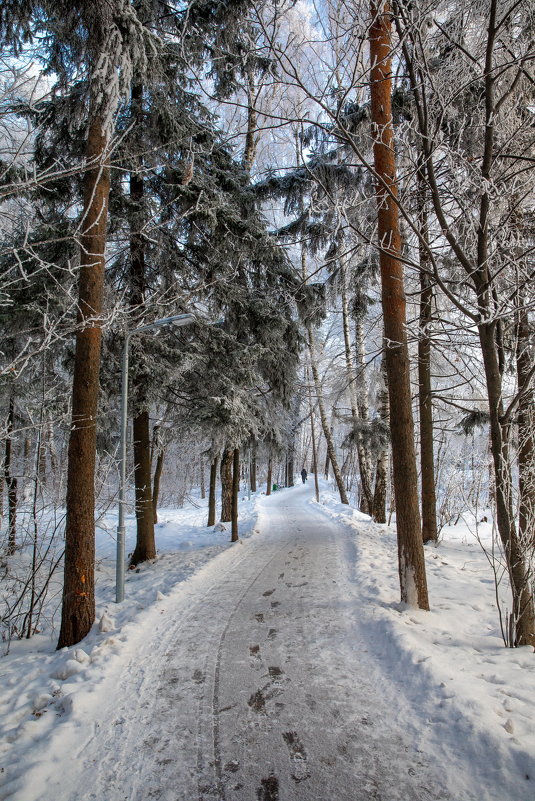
[256,775,279,801]
[248,688,267,713]
[282,731,310,783]
[268,666,285,687]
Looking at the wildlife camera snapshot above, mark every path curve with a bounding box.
[29,485,455,801]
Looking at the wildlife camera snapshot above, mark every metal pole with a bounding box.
[116,332,130,603]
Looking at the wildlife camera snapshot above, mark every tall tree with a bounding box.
[126,81,156,567]
[4,393,17,555]
[58,31,113,645]
[220,448,233,523]
[57,1,150,647]
[369,1,429,609]
[397,0,534,642]
[231,447,240,542]
[207,454,218,527]
[416,164,438,543]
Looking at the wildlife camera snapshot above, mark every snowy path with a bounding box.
[19,485,481,800]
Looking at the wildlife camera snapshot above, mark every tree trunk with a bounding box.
[129,410,156,565]
[250,441,257,492]
[57,110,110,648]
[308,370,321,504]
[200,456,206,499]
[355,321,374,512]
[417,165,438,543]
[350,286,374,515]
[0,458,3,528]
[373,453,388,524]
[287,450,295,487]
[127,83,156,567]
[5,395,17,555]
[373,360,390,523]
[38,419,47,489]
[220,448,233,522]
[243,65,258,173]
[516,298,534,551]
[152,447,164,525]
[47,419,58,479]
[266,456,272,496]
[308,326,349,504]
[474,7,534,646]
[369,1,429,609]
[323,422,332,479]
[231,448,240,542]
[207,456,218,527]
[479,321,535,646]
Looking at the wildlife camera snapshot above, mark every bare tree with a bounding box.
[397,0,535,644]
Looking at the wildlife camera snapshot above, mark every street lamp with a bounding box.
[115,313,196,602]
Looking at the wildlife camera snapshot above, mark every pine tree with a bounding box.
[369,0,429,609]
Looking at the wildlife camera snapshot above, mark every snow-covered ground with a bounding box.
[0,481,533,800]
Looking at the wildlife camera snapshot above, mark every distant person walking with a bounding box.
[301,468,307,484]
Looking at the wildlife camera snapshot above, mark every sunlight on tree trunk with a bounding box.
[58,111,109,648]
[369,0,429,609]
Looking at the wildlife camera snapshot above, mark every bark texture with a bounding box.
[287,452,295,487]
[353,295,374,515]
[200,457,206,500]
[417,167,438,543]
[266,456,272,496]
[129,410,156,565]
[369,1,429,609]
[479,321,535,645]
[5,395,17,555]
[58,112,109,648]
[372,360,390,523]
[308,372,321,504]
[152,447,164,524]
[473,2,534,645]
[516,302,534,551]
[207,456,218,527]
[243,65,258,173]
[231,448,240,542]
[220,448,233,522]
[250,442,257,493]
[128,83,156,567]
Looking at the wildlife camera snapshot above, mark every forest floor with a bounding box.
[1,482,534,800]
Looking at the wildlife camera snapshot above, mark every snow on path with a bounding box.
[5,485,529,800]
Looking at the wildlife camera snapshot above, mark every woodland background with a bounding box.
[0,1,534,652]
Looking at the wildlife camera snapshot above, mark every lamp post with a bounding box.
[116,313,196,602]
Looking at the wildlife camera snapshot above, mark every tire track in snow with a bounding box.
[196,538,289,801]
